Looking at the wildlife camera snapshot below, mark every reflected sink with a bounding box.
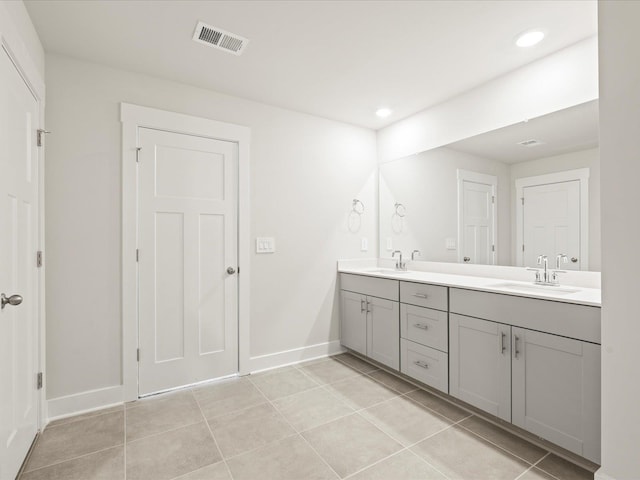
[489,282,580,295]
[364,268,410,275]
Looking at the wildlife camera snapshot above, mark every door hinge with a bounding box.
[492,245,495,252]
[522,244,525,252]
[136,147,141,162]
[37,129,51,147]
[492,195,495,204]
[37,372,43,390]
[36,251,43,268]
[137,349,140,362]
[521,197,525,205]
[136,249,139,262]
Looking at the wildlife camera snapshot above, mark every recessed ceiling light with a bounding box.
[376,108,392,118]
[516,30,545,48]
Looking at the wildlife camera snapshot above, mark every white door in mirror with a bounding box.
[461,180,495,265]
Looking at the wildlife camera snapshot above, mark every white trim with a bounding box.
[594,469,617,480]
[46,386,123,421]
[249,341,345,373]
[457,169,498,265]
[120,103,251,402]
[515,168,590,269]
[0,34,47,431]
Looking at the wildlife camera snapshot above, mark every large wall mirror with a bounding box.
[379,99,600,271]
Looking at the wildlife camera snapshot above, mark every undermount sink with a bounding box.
[364,268,410,275]
[489,282,580,295]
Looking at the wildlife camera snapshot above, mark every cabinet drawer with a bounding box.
[401,339,448,394]
[400,281,447,311]
[340,273,399,301]
[401,304,448,352]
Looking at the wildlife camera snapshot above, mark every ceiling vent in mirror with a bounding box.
[192,21,249,56]
[517,139,544,147]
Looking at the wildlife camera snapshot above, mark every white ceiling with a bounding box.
[448,100,599,164]
[24,0,597,129]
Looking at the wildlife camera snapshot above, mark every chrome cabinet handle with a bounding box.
[514,335,520,359]
[500,332,506,354]
[413,293,428,299]
[413,323,429,330]
[414,360,429,369]
[1,293,23,310]
[366,300,371,314]
[226,267,236,274]
[360,298,365,314]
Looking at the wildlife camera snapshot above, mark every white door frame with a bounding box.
[515,168,589,269]
[457,169,498,265]
[0,31,47,430]
[121,103,251,402]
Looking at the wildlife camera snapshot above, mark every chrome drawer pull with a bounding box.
[514,335,520,359]
[414,360,429,369]
[360,299,365,314]
[413,293,428,299]
[413,323,429,330]
[500,332,506,354]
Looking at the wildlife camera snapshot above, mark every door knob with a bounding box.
[1,293,23,310]
[463,257,471,263]
[571,257,578,263]
[226,267,236,275]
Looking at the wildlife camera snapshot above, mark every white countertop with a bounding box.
[338,266,601,307]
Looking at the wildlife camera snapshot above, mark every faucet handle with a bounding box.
[536,255,547,265]
[411,250,421,261]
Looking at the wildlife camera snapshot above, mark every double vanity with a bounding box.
[338,265,601,464]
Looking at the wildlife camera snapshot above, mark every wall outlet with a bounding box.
[386,237,393,251]
[361,237,368,252]
[446,238,457,250]
[256,237,276,253]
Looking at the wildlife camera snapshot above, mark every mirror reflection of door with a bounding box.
[458,170,497,265]
[522,181,580,270]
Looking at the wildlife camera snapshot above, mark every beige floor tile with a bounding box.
[208,403,296,458]
[226,434,338,480]
[126,422,220,480]
[20,446,123,480]
[333,353,379,374]
[518,467,558,480]
[47,405,124,427]
[368,370,418,394]
[126,390,204,441]
[406,388,470,422]
[273,386,354,432]
[460,416,548,464]
[360,396,452,446]
[348,449,447,480]
[193,377,267,419]
[250,367,319,400]
[25,411,124,471]
[302,413,402,478]
[411,425,530,480]
[298,357,362,385]
[537,454,595,480]
[173,461,232,480]
[324,374,399,409]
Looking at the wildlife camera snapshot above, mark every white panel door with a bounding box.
[461,180,494,265]
[449,314,511,422]
[138,128,238,395]
[523,181,580,269]
[512,327,601,463]
[0,49,40,480]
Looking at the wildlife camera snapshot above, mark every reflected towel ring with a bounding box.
[352,199,365,215]
[394,202,406,217]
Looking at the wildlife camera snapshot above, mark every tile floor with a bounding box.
[20,354,596,480]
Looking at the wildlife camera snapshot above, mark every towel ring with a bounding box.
[352,199,365,215]
[394,202,406,217]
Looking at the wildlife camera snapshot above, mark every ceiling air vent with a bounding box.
[517,139,544,147]
[192,21,249,56]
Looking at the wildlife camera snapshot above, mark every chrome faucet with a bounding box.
[527,254,568,286]
[537,255,549,283]
[411,249,421,261]
[392,250,406,271]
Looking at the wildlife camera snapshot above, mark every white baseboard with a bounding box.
[47,385,123,423]
[249,340,345,374]
[594,469,617,480]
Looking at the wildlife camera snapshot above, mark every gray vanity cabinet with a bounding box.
[339,274,400,370]
[449,313,512,422]
[512,327,601,463]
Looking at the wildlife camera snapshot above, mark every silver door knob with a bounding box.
[571,257,578,263]
[463,257,471,263]
[226,267,236,275]
[1,293,23,310]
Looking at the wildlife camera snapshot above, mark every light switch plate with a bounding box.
[361,237,368,252]
[445,238,457,250]
[386,238,393,251]
[256,237,276,253]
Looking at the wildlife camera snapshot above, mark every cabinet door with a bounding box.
[512,328,601,463]
[367,296,400,369]
[340,290,367,355]
[450,314,511,422]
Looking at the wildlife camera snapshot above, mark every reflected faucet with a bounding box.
[392,250,406,271]
[411,250,421,261]
[526,254,567,286]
